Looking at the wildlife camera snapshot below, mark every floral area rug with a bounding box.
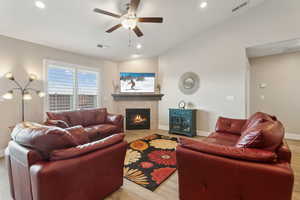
[124,134,178,191]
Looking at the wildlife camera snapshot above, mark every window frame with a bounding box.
[43,59,101,113]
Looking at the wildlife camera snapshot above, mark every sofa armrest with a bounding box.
[179,138,277,163]
[106,113,124,131]
[215,117,247,135]
[50,133,125,161]
[30,141,127,200]
[44,119,69,129]
[277,140,292,163]
[106,113,122,125]
[176,145,294,200]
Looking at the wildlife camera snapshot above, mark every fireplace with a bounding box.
[126,108,150,130]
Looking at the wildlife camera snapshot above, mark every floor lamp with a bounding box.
[2,72,45,122]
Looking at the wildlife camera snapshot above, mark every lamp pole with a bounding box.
[2,73,45,122]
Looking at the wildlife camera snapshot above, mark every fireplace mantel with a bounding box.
[112,93,164,101]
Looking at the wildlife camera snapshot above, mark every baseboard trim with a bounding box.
[196,130,210,137]
[0,149,5,158]
[158,125,169,131]
[285,133,300,141]
[159,124,210,137]
[159,124,300,141]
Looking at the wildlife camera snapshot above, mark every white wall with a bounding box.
[158,0,300,132]
[0,35,118,152]
[250,52,300,134]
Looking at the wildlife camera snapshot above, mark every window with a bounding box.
[45,60,99,112]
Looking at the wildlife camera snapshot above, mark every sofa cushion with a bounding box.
[80,108,107,126]
[206,132,240,146]
[11,122,78,158]
[84,124,119,141]
[44,119,69,128]
[65,126,90,145]
[236,121,284,151]
[235,130,263,148]
[93,108,108,125]
[47,108,108,127]
[66,111,83,126]
[242,112,276,132]
[50,133,125,161]
[215,117,247,135]
[46,112,71,126]
[179,138,277,163]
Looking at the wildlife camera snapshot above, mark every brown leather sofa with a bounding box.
[5,122,127,200]
[176,112,294,200]
[45,108,124,141]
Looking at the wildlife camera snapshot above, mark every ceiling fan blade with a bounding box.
[130,0,141,13]
[106,24,122,33]
[133,26,144,37]
[138,17,163,23]
[94,8,121,18]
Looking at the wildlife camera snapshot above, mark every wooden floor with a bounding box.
[0,129,299,200]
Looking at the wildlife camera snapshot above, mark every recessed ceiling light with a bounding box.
[200,1,208,8]
[35,1,46,9]
[136,44,142,49]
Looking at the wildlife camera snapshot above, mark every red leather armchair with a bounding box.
[176,112,294,200]
[45,108,124,141]
[5,122,127,200]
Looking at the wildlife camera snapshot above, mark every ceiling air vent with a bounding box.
[232,0,249,13]
[97,44,109,49]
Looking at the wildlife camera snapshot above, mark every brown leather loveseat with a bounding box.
[45,108,124,141]
[5,122,127,200]
[176,112,294,200]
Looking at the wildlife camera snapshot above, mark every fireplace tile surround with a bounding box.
[114,100,159,130]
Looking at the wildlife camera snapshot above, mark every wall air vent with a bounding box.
[232,0,249,13]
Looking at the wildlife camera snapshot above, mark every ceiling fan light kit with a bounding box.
[94,0,163,38]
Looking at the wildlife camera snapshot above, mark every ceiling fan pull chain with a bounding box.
[129,30,132,47]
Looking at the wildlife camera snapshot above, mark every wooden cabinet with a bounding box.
[169,109,197,137]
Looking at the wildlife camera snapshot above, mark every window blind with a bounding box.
[77,70,98,109]
[45,61,99,112]
[47,65,75,111]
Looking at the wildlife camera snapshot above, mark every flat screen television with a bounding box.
[120,72,155,93]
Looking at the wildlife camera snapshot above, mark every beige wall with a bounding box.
[115,57,160,130]
[158,0,300,132]
[117,57,159,77]
[0,35,118,153]
[250,52,300,134]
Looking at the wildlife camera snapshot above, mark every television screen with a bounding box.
[120,72,155,93]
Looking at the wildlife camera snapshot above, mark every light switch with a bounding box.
[259,83,267,89]
[260,95,265,100]
[226,96,235,101]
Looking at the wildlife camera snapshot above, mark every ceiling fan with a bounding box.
[94,0,163,37]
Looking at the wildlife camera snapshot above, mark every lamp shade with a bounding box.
[37,91,45,97]
[23,92,32,100]
[3,91,14,100]
[5,72,14,80]
[29,74,38,81]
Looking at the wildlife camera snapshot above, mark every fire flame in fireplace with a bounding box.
[133,114,147,124]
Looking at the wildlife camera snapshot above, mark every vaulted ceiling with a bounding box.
[0,0,265,61]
